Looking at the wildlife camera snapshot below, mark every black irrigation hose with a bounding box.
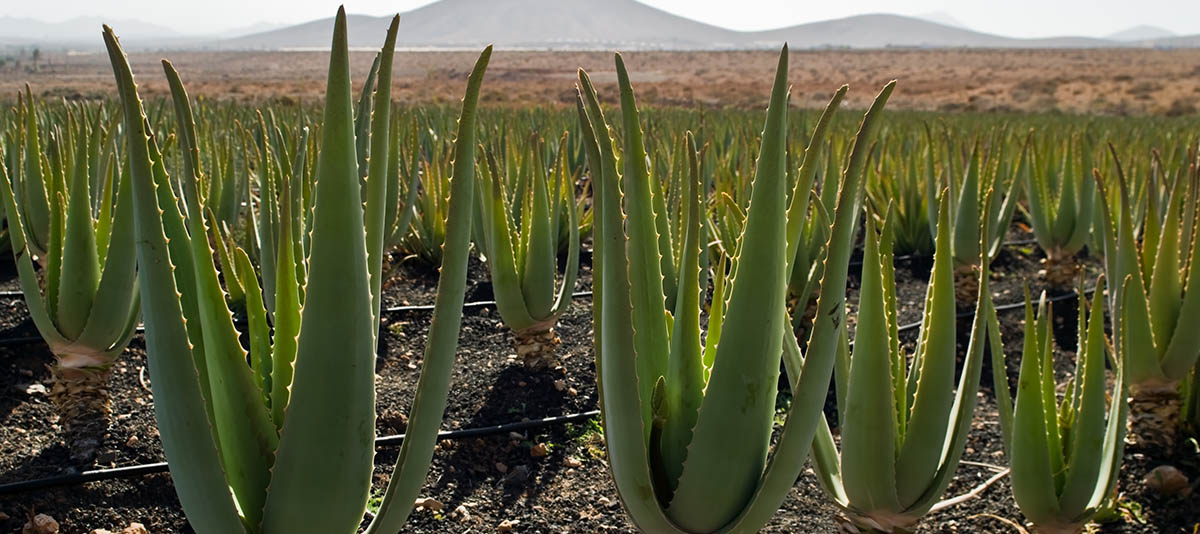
[0,292,597,348]
[0,239,1048,302]
[0,410,602,496]
[0,285,1099,495]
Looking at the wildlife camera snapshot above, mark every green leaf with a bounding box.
[840,219,901,514]
[263,10,376,532]
[365,42,491,534]
[102,25,245,534]
[667,47,790,531]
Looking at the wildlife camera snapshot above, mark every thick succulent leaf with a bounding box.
[102,26,245,534]
[364,44,491,534]
[785,86,846,278]
[614,54,671,444]
[1010,295,1063,524]
[658,130,706,496]
[1059,283,1111,514]
[365,16,399,338]
[1159,192,1200,379]
[718,80,895,534]
[54,135,100,340]
[270,174,302,429]
[548,162,581,319]
[895,186,958,505]
[840,219,901,513]
[0,161,70,350]
[234,247,273,404]
[951,144,981,266]
[20,87,51,254]
[577,70,685,534]
[520,148,558,318]
[71,158,138,354]
[263,10,377,532]
[479,158,538,330]
[667,48,790,531]
[904,223,994,515]
[164,59,279,529]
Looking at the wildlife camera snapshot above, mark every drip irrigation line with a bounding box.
[0,285,1100,496]
[889,286,1096,336]
[0,410,602,496]
[0,292,596,348]
[0,238,1047,301]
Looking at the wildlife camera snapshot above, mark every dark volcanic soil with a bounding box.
[1,240,1198,533]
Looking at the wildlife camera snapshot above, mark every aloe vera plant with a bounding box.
[475,134,580,368]
[0,106,139,465]
[578,46,894,532]
[103,10,490,533]
[1096,157,1200,450]
[1025,136,1097,289]
[930,129,1023,303]
[990,284,1127,534]
[807,196,996,533]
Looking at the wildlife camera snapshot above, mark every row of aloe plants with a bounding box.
[0,10,1198,534]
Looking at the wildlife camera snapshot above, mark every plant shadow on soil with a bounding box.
[0,239,1198,532]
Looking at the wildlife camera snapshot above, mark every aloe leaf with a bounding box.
[1160,208,1200,379]
[263,10,376,532]
[20,86,51,254]
[1010,294,1062,524]
[364,43,491,534]
[0,160,70,349]
[354,52,381,180]
[905,217,994,515]
[578,70,684,534]
[614,54,671,442]
[1148,177,1183,360]
[270,173,302,429]
[659,130,706,496]
[548,159,580,319]
[102,26,245,534]
[840,219,901,513]
[895,182,957,505]
[71,157,138,353]
[785,86,846,277]
[479,155,536,330]
[45,190,63,326]
[521,143,557,318]
[667,48,790,531]
[1058,283,1110,514]
[165,59,278,529]
[365,16,399,338]
[951,143,981,265]
[234,246,272,403]
[720,80,895,534]
[54,135,100,340]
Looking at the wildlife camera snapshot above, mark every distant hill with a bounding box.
[0,16,178,46]
[220,0,743,50]
[218,3,1189,51]
[1107,25,1175,41]
[743,13,1111,49]
[11,1,1200,51]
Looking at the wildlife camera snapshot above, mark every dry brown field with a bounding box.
[3,48,1200,114]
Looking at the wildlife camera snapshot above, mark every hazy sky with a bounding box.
[5,0,1200,38]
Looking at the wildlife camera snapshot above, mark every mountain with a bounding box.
[7,1,1200,51]
[220,0,743,50]
[0,16,179,45]
[218,2,1173,51]
[746,14,1117,49]
[1107,25,1175,41]
[915,11,970,30]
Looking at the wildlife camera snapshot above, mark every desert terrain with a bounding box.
[4,47,1200,114]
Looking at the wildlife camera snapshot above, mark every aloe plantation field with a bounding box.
[0,6,1199,534]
